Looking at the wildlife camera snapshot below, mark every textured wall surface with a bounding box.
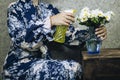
[0,0,15,76]
[0,0,120,75]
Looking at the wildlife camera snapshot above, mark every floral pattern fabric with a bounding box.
[2,0,89,80]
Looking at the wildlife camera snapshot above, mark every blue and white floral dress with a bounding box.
[2,0,89,80]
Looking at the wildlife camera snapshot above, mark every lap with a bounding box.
[3,58,82,80]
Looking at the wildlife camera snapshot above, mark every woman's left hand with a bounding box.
[95,26,107,40]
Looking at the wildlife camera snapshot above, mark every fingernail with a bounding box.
[97,35,100,37]
[101,37,104,40]
[95,29,97,31]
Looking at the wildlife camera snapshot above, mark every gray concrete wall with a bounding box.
[0,0,120,75]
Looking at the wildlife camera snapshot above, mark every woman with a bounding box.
[2,0,107,80]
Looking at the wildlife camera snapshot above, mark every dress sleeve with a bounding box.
[7,3,55,51]
[65,25,89,46]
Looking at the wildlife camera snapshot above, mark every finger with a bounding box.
[97,32,107,37]
[95,26,105,31]
[65,16,75,23]
[65,12,75,18]
[104,34,107,39]
[101,35,107,40]
[63,22,69,26]
[62,20,70,26]
[95,29,105,35]
[95,28,106,35]
[62,12,75,23]
[98,25,105,28]
[64,19,71,25]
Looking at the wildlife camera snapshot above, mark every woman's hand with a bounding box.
[95,26,107,40]
[50,12,75,26]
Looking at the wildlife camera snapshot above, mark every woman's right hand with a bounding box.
[50,12,75,26]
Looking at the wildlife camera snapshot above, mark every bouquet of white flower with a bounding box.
[77,7,114,27]
[77,7,114,54]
